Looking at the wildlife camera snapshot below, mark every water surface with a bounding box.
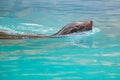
[0,0,120,80]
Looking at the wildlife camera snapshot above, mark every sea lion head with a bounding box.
[70,20,93,32]
[54,20,93,35]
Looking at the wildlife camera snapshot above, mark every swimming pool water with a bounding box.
[0,0,120,80]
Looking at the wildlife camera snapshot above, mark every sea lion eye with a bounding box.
[76,25,79,28]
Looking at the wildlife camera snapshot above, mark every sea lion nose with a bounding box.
[86,20,93,26]
[88,20,93,24]
[84,20,93,30]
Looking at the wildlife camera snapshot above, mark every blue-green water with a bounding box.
[0,0,120,80]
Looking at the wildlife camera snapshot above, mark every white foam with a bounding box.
[91,27,100,34]
[20,23,43,26]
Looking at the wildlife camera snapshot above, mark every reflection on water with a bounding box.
[0,0,120,80]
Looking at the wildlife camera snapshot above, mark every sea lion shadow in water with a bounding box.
[0,20,93,39]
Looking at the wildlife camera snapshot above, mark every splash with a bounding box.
[67,28,100,48]
[0,22,58,35]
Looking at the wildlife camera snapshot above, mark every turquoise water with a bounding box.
[0,0,120,80]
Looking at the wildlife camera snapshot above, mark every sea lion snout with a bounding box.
[85,20,92,26]
[88,20,93,24]
[84,20,93,30]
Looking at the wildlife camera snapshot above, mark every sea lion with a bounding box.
[0,20,93,39]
